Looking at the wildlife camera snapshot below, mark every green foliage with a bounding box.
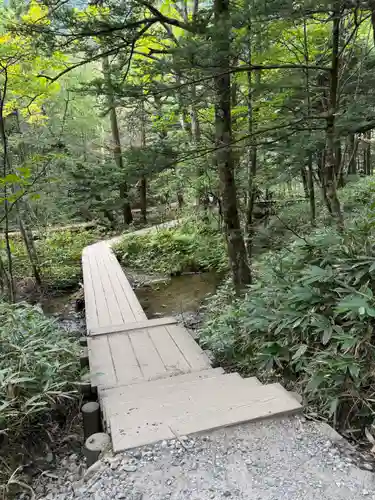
[0,301,80,442]
[200,216,375,431]
[253,177,375,254]
[114,218,228,275]
[9,229,100,289]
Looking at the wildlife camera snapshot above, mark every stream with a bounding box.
[39,271,221,334]
[134,271,221,322]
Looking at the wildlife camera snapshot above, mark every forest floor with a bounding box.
[33,417,375,500]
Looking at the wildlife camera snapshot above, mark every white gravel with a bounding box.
[35,416,375,500]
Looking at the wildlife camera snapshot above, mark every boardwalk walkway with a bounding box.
[82,230,302,453]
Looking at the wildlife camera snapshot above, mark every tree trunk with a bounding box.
[325,6,343,229]
[13,111,42,286]
[214,0,251,290]
[17,210,42,287]
[348,134,357,175]
[245,26,260,260]
[307,153,316,226]
[336,140,344,187]
[0,87,14,302]
[139,100,147,223]
[190,85,207,206]
[102,56,132,226]
[300,168,309,199]
[139,176,147,223]
[365,131,372,175]
[302,19,316,226]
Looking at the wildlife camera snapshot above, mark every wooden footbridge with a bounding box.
[82,235,301,453]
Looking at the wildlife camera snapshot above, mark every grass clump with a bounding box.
[0,301,81,446]
[200,214,375,434]
[114,218,228,275]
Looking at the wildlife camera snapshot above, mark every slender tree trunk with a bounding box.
[300,168,309,199]
[307,153,316,226]
[190,85,207,206]
[214,0,251,290]
[325,6,344,229]
[370,0,375,46]
[245,74,258,259]
[139,100,147,223]
[245,22,260,259]
[0,86,14,302]
[14,111,42,286]
[365,131,372,175]
[102,56,132,225]
[139,176,147,223]
[302,18,317,225]
[336,140,344,187]
[348,134,357,175]
[17,211,42,286]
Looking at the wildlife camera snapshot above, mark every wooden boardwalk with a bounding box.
[82,236,302,452]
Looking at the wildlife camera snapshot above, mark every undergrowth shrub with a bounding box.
[114,219,228,274]
[0,302,80,444]
[10,229,100,289]
[253,176,375,253]
[200,215,375,432]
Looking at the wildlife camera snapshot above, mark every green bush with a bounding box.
[253,176,375,253]
[0,301,81,443]
[114,218,228,274]
[9,229,99,289]
[200,215,375,432]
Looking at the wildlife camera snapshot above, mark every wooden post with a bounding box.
[84,433,111,467]
[80,347,89,369]
[79,337,88,347]
[82,401,101,440]
[79,373,97,399]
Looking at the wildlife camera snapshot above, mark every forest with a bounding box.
[2,0,375,493]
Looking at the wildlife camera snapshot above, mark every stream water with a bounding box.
[135,272,221,319]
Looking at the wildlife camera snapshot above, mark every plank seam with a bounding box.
[105,249,140,322]
[100,248,129,324]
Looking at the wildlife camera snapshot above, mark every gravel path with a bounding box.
[36,416,375,500]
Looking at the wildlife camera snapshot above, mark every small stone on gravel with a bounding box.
[122,464,137,472]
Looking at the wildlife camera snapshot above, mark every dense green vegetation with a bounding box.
[115,218,228,275]
[11,229,100,290]
[201,178,375,432]
[0,301,80,488]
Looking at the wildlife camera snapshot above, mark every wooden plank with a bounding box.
[148,325,191,375]
[129,328,167,380]
[108,332,143,385]
[99,249,141,324]
[109,381,302,452]
[105,373,243,415]
[88,335,117,388]
[100,368,224,398]
[94,249,125,326]
[90,317,178,336]
[86,250,111,329]
[173,384,302,436]
[82,252,99,332]
[106,250,147,322]
[167,324,211,371]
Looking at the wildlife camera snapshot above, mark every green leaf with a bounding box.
[336,295,368,313]
[306,374,325,393]
[329,397,339,417]
[322,328,332,345]
[348,364,360,379]
[292,344,308,360]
